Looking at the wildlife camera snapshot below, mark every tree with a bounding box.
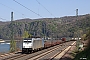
[81,34,86,40]
[10,40,16,52]
[86,30,90,48]
[23,31,29,38]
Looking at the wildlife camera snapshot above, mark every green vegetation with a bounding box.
[74,49,90,60]
[74,30,90,60]
[23,31,29,38]
[0,14,90,39]
[81,34,87,40]
[10,40,16,52]
[10,21,17,53]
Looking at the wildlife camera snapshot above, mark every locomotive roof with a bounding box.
[24,37,41,40]
[24,38,32,40]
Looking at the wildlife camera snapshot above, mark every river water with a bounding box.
[0,43,10,53]
[0,41,22,53]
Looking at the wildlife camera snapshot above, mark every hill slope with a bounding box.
[0,14,90,39]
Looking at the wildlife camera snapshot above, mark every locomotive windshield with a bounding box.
[23,41,27,43]
[23,38,32,43]
[27,41,32,43]
[23,41,32,43]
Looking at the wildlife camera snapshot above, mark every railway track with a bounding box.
[0,42,63,60]
[0,51,22,60]
[52,41,76,60]
[28,41,75,60]
[6,54,27,60]
[1,53,21,60]
[0,41,75,60]
[9,43,65,60]
[0,51,22,59]
[0,53,15,59]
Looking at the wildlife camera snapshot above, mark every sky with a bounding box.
[0,0,90,21]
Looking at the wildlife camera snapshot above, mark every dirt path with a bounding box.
[60,42,76,60]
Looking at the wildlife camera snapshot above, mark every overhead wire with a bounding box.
[0,0,55,21]
[0,2,26,18]
[36,0,55,17]
[13,0,43,17]
[0,17,7,21]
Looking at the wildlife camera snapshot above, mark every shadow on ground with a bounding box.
[40,57,73,60]
[60,57,73,60]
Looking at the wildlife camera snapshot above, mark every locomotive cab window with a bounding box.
[28,41,32,43]
[23,40,32,43]
[23,41,27,43]
[23,38,32,43]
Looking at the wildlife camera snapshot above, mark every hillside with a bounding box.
[0,14,90,39]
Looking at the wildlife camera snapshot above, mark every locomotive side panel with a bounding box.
[32,38,44,50]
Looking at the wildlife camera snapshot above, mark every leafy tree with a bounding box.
[23,31,29,38]
[10,40,16,52]
[81,34,86,40]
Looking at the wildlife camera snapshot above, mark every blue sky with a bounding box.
[0,0,90,21]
